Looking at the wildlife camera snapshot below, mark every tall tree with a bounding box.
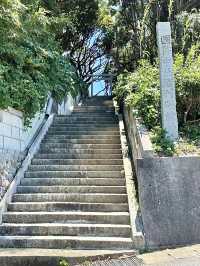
[42,0,108,84]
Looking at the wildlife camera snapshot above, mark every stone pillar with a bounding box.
[156,22,178,141]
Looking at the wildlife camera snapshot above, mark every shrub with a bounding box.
[113,44,200,155]
[151,127,175,157]
[174,43,200,125]
[114,60,160,130]
[0,1,85,125]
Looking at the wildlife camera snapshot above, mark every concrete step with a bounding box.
[3,212,130,224]
[72,111,115,115]
[74,103,114,107]
[0,100,136,252]
[52,123,118,128]
[20,177,125,186]
[55,112,115,116]
[25,170,123,179]
[80,104,114,108]
[71,110,115,114]
[35,153,122,160]
[17,186,126,194]
[40,143,121,150]
[48,127,119,132]
[0,223,131,237]
[51,121,118,126]
[73,106,115,111]
[31,159,123,166]
[8,201,129,212]
[47,131,120,136]
[54,115,117,121]
[42,139,121,144]
[8,202,129,212]
[83,102,114,108]
[13,193,128,203]
[52,124,118,128]
[83,97,113,103]
[39,148,122,155]
[28,165,123,172]
[0,249,137,266]
[44,135,120,140]
[53,118,118,123]
[82,104,114,108]
[0,235,134,249]
[74,103,114,106]
[17,185,126,194]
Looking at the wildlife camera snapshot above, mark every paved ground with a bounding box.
[138,244,200,265]
[1,245,200,265]
[86,245,200,266]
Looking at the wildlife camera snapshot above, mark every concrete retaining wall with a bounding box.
[22,112,46,151]
[0,114,55,223]
[0,107,46,153]
[0,108,23,152]
[0,108,46,200]
[58,95,80,116]
[123,105,200,249]
[0,150,23,200]
[0,108,24,200]
[0,96,77,200]
[58,95,77,115]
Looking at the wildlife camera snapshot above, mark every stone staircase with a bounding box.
[0,97,135,250]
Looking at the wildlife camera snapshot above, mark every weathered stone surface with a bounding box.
[123,102,200,249]
[137,156,200,249]
[0,150,22,200]
[156,22,178,140]
[0,97,142,253]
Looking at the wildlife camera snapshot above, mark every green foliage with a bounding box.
[114,60,174,156]
[43,0,105,83]
[180,123,200,146]
[174,43,200,125]
[0,0,84,125]
[175,141,199,155]
[103,0,200,75]
[174,11,200,56]
[151,127,175,157]
[114,60,160,130]
[114,44,200,156]
[59,259,70,266]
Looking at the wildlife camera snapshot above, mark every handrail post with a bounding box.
[91,77,93,97]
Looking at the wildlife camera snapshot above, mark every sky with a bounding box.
[89,80,106,96]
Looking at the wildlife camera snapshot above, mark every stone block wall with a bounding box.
[0,108,45,200]
[0,150,23,200]
[0,108,23,152]
[0,97,78,201]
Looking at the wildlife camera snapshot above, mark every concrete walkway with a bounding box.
[83,245,200,266]
[1,245,200,265]
[138,244,200,265]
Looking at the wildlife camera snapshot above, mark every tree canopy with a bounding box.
[1,0,116,125]
[1,0,200,129]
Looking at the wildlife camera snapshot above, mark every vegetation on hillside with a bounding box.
[0,0,118,124]
[0,0,87,124]
[100,0,200,156]
[114,44,200,155]
[0,0,113,124]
